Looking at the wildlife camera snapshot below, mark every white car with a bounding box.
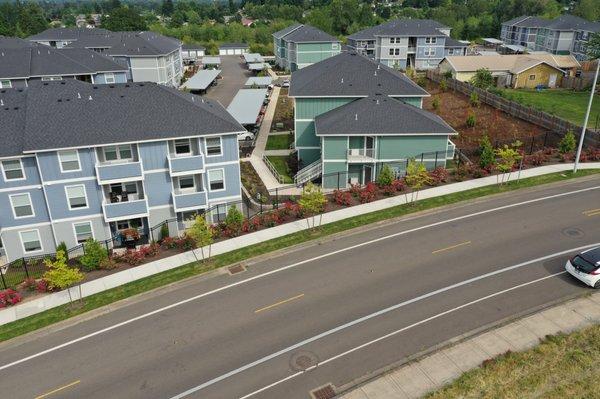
[282,80,290,88]
[565,247,600,288]
[238,131,255,141]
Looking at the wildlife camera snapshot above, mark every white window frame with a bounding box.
[1,159,26,181]
[103,144,133,162]
[0,79,12,88]
[58,150,82,173]
[178,175,196,192]
[426,37,437,44]
[20,229,43,254]
[41,76,63,81]
[9,192,35,219]
[425,47,435,57]
[174,138,192,156]
[73,221,94,244]
[207,168,226,192]
[388,48,394,56]
[529,74,536,80]
[205,136,222,157]
[104,73,115,84]
[65,184,89,210]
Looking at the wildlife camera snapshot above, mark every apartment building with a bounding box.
[273,24,341,71]
[0,80,244,261]
[28,28,183,86]
[346,19,467,70]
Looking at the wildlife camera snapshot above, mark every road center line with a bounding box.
[432,240,471,254]
[35,380,80,399]
[168,245,598,399]
[239,271,567,399]
[583,207,600,215]
[1,185,598,372]
[586,211,600,217]
[254,294,305,314]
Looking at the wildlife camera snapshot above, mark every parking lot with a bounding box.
[203,55,252,107]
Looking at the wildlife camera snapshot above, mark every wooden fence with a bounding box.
[427,71,599,148]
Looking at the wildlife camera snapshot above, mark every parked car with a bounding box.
[565,247,600,288]
[282,80,290,88]
[238,131,255,141]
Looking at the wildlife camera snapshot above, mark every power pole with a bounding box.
[574,60,600,173]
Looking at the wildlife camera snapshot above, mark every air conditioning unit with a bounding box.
[349,149,360,156]
[350,177,359,184]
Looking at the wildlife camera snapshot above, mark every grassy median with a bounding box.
[1,169,599,342]
[427,324,600,399]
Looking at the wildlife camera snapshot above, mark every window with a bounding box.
[179,176,195,190]
[389,48,394,56]
[104,73,115,84]
[10,193,34,218]
[0,79,11,88]
[175,139,192,155]
[116,218,143,231]
[65,185,88,209]
[74,222,93,243]
[332,43,339,49]
[1,159,25,181]
[394,48,400,55]
[208,169,224,191]
[58,150,81,172]
[20,230,42,253]
[425,48,435,56]
[425,37,437,44]
[41,76,63,81]
[103,145,133,162]
[205,137,222,156]
[529,74,536,80]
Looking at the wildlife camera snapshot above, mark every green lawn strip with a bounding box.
[501,89,600,129]
[1,169,598,342]
[265,155,293,183]
[265,134,292,150]
[427,323,600,399]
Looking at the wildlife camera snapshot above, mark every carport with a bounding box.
[202,56,221,69]
[219,43,249,55]
[245,77,273,88]
[180,69,221,93]
[226,89,268,125]
[248,63,269,74]
[243,53,264,64]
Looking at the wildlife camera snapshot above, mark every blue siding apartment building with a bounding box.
[0,80,244,261]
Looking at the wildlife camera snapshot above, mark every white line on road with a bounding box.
[0,185,598,373]
[239,271,568,399]
[168,247,596,399]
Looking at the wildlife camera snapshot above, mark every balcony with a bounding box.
[102,198,149,223]
[407,46,416,53]
[446,140,456,160]
[96,161,143,185]
[168,154,204,177]
[172,190,208,212]
[347,148,375,163]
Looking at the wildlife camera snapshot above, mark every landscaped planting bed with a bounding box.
[272,88,293,131]
[265,155,294,183]
[240,161,270,200]
[265,133,293,150]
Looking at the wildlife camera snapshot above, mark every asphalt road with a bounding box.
[1,176,599,399]
[203,55,252,107]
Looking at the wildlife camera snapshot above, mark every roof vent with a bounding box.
[0,100,3,106]
[77,92,81,99]
[57,99,62,102]
[355,113,358,121]
[89,96,92,100]
[341,78,344,84]
[60,81,65,85]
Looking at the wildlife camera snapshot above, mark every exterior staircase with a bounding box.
[294,159,322,185]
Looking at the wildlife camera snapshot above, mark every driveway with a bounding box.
[203,55,252,107]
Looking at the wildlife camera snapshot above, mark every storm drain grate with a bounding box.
[228,264,246,275]
[311,384,336,399]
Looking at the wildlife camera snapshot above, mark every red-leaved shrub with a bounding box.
[359,182,377,203]
[333,190,352,206]
[0,289,22,308]
[428,167,449,186]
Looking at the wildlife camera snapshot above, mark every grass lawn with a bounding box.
[265,134,293,150]
[265,155,293,183]
[1,169,598,342]
[501,88,600,129]
[427,324,600,399]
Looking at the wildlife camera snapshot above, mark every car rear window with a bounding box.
[572,255,597,273]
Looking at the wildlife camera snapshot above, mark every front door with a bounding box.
[365,136,375,158]
[364,165,373,184]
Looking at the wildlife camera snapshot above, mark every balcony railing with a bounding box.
[102,199,149,222]
[167,154,204,176]
[347,148,375,162]
[172,190,208,212]
[96,161,143,185]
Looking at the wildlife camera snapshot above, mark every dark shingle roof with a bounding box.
[280,25,339,43]
[444,37,468,48]
[219,42,249,49]
[502,16,531,26]
[0,36,35,48]
[0,80,244,156]
[65,31,181,56]
[348,19,449,41]
[28,28,111,41]
[506,14,599,31]
[273,23,303,39]
[289,52,428,97]
[314,95,455,136]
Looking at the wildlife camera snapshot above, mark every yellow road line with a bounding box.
[583,208,600,215]
[432,241,472,254]
[254,294,305,314]
[586,210,600,217]
[35,380,80,399]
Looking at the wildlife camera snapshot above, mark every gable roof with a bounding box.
[0,80,244,157]
[443,54,567,74]
[314,95,456,136]
[289,52,429,97]
[348,19,449,41]
[273,23,303,39]
[280,25,339,43]
[64,31,181,56]
[28,27,111,41]
[0,36,35,48]
[504,14,600,32]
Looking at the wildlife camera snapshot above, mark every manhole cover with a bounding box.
[311,384,336,399]
[290,351,319,371]
[562,227,584,238]
[228,264,246,275]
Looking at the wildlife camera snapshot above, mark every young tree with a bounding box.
[80,239,108,272]
[478,134,495,170]
[225,205,244,237]
[298,182,327,229]
[404,160,431,202]
[186,215,213,262]
[495,144,522,185]
[587,32,600,59]
[470,68,494,89]
[559,130,577,154]
[43,250,84,304]
[376,164,395,187]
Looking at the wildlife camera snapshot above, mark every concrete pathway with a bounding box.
[341,293,600,399]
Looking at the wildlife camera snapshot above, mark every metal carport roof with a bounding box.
[226,89,268,125]
[180,69,221,91]
[245,77,273,87]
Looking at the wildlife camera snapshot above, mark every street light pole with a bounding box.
[574,59,600,173]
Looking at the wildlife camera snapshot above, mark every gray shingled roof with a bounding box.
[281,25,339,43]
[507,14,599,31]
[348,19,449,41]
[314,95,456,136]
[0,80,244,156]
[444,37,468,48]
[502,16,531,26]
[0,46,127,79]
[289,52,429,97]
[28,28,111,41]
[273,23,303,39]
[0,36,35,48]
[64,31,181,56]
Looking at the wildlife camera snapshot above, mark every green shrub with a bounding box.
[79,239,108,272]
[439,79,448,91]
[225,205,244,236]
[160,223,169,240]
[466,112,476,128]
[56,242,68,261]
[470,92,480,107]
[432,96,440,110]
[558,131,577,154]
[443,70,453,79]
[417,76,427,87]
[479,135,495,170]
[43,250,83,298]
[376,164,395,187]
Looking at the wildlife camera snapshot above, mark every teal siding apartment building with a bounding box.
[273,24,341,72]
[289,52,456,189]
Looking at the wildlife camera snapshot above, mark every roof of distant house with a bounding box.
[28,27,111,41]
[289,52,429,97]
[0,80,244,157]
[280,24,339,43]
[503,14,600,32]
[272,23,303,39]
[314,95,456,136]
[0,45,127,80]
[219,42,249,49]
[443,54,575,73]
[348,19,449,41]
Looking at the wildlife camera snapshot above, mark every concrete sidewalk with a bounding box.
[341,292,600,399]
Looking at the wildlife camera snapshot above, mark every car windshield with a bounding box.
[572,255,597,273]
